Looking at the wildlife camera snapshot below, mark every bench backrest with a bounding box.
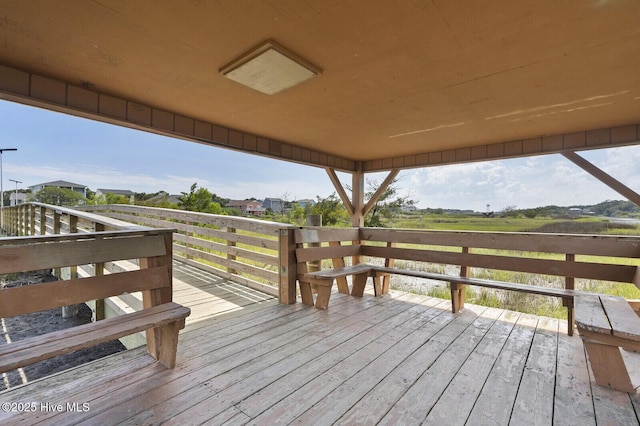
[0,229,175,318]
[293,227,361,289]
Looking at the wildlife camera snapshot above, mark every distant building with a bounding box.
[262,197,284,213]
[228,200,264,215]
[295,199,315,209]
[29,180,88,198]
[9,192,27,206]
[96,188,135,204]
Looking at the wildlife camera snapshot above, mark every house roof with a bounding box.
[30,180,87,189]
[0,1,638,173]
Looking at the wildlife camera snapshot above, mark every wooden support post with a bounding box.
[278,228,297,304]
[94,223,106,321]
[29,204,36,235]
[451,247,470,313]
[352,165,365,266]
[381,241,395,295]
[227,227,238,275]
[565,253,575,336]
[39,206,46,235]
[62,215,80,319]
[306,215,322,273]
[306,215,323,294]
[141,231,174,359]
[53,211,61,278]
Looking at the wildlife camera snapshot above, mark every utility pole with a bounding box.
[0,148,18,231]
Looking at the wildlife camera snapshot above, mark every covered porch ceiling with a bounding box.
[0,0,638,175]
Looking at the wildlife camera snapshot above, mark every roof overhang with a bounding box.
[0,1,638,173]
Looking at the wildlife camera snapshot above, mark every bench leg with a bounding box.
[351,272,369,297]
[157,319,185,369]
[371,275,382,297]
[583,340,634,392]
[315,283,333,309]
[563,298,574,336]
[451,283,466,313]
[299,280,314,306]
[382,274,391,294]
[336,276,350,294]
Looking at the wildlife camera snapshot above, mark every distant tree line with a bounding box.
[13,183,639,223]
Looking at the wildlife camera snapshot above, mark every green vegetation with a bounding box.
[29,187,88,206]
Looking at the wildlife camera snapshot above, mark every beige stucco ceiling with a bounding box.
[0,0,638,172]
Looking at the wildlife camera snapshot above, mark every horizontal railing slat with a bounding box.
[0,266,169,318]
[360,228,640,258]
[0,234,168,274]
[294,227,359,244]
[361,245,637,283]
[295,245,361,263]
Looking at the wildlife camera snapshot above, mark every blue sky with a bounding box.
[1,100,638,211]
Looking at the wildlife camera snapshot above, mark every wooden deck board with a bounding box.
[0,260,638,425]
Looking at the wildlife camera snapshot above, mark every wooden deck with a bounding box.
[1,262,639,425]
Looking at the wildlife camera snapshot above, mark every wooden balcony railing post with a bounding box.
[227,227,238,275]
[451,246,470,313]
[29,204,36,235]
[53,210,61,278]
[278,228,296,304]
[565,253,575,335]
[94,223,106,321]
[39,205,46,235]
[141,231,174,358]
[61,215,80,318]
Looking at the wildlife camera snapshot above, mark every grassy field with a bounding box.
[390,211,640,234]
[382,212,640,319]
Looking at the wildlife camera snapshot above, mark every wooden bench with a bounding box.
[294,228,578,324]
[372,265,578,328]
[0,302,190,373]
[0,229,191,372]
[294,227,640,337]
[295,228,377,309]
[575,294,640,392]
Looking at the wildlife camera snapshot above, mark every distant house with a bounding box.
[96,188,135,204]
[262,197,284,213]
[295,199,315,209]
[29,180,88,198]
[228,200,264,215]
[9,192,27,206]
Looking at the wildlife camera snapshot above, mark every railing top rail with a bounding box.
[29,202,146,230]
[0,228,176,246]
[81,204,295,233]
[359,227,640,257]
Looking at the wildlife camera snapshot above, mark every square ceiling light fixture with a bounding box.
[220,40,322,95]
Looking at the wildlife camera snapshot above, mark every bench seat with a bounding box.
[0,302,191,373]
[298,264,376,309]
[373,266,577,333]
[374,266,577,298]
[575,294,640,392]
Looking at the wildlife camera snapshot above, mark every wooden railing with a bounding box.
[80,204,293,297]
[0,228,185,361]
[360,228,640,313]
[1,203,178,345]
[7,203,636,314]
